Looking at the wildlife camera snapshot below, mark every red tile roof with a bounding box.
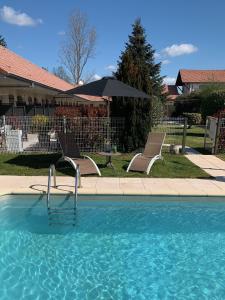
[176,69,225,85]
[0,45,75,91]
[163,85,179,100]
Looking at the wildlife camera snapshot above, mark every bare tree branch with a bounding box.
[60,10,96,84]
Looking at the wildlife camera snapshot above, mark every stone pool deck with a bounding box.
[186,153,225,181]
[1,151,225,197]
[1,176,225,196]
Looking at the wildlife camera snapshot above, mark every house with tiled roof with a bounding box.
[0,46,106,115]
[176,69,225,94]
[163,85,179,100]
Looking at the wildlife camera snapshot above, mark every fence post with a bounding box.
[203,117,208,149]
[63,116,67,134]
[214,117,221,154]
[181,117,188,154]
[3,115,6,132]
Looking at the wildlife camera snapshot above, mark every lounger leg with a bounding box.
[105,155,114,168]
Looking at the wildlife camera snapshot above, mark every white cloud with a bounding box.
[0,6,42,26]
[105,65,116,71]
[92,74,102,81]
[163,43,198,57]
[58,30,65,36]
[154,52,161,59]
[162,59,171,65]
[163,77,176,85]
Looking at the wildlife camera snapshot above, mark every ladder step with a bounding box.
[48,210,76,215]
[49,215,75,219]
[48,207,76,211]
[49,222,75,226]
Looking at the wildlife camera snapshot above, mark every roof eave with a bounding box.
[5,73,65,93]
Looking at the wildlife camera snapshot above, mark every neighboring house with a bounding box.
[176,69,225,94]
[163,85,179,116]
[163,85,179,101]
[0,46,106,115]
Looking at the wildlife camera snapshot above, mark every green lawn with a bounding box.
[0,152,210,178]
[217,154,225,161]
[153,125,206,151]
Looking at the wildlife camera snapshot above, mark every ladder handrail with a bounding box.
[47,164,56,210]
[47,163,80,216]
[74,164,80,209]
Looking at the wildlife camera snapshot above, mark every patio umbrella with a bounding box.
[66,77,151,144]
[67,76,151,99]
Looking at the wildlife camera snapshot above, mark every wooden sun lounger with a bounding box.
[58,133,101,176]
[126,132,166,175]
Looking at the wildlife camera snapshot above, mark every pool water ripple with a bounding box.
[1,195,225,299]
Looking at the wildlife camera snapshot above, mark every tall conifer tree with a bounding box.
[0,35,7,47]
[112,19,164,150]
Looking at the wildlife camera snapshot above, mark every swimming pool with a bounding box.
[1,194,225,299]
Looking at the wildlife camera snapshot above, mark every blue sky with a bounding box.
[0,0,225,84]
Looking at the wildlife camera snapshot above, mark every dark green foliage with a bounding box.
[112,19,164,151]
[152,96,164,125]
[0,35,7,47]
[183,113,202,128]
[174,99,201,116]
[201,90,225,120]
[176,91,201,101]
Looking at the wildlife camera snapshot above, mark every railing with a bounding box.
[46,163,80,225]
[46,164,56,211]
[0,115,124,153]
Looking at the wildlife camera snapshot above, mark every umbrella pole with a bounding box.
[107,98,111,146]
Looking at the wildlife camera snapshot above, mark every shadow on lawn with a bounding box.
[5,153,107,177]
[5,153,77,176]
[6,153,61,169]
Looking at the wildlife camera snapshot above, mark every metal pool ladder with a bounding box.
[46,164,80,226]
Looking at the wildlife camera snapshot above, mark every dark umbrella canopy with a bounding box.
[66,77,151,99]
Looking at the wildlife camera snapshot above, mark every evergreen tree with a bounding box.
[112,19,164,150]
[0,35,7,47]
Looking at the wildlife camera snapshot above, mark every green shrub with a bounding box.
[183,113,202,128]
[32,115,49,131]
[201,90,225,121]
[176,91,201,101]
[152,96,164,126]
[173,99,201,116]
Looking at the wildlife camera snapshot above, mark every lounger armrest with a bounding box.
[126,153,142,172]
[146,154,163,175]
[83,155,101,176]
[63,156,79,171]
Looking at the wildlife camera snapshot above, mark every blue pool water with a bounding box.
[1,195,225,299]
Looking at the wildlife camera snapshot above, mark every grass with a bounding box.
[216,154,225,161]
[0,152,210,178]
[154,125,207,152]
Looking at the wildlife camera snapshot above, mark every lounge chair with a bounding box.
[58,132,101,176]
[126,132,166,174]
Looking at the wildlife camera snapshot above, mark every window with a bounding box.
[28,97,32,105]
[8,95,14,105]
[16,96,25,106]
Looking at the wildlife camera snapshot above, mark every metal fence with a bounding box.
[152,117,187,153]
[205,114,225,154]
[0,115,187,154]
[0,116,124,153]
